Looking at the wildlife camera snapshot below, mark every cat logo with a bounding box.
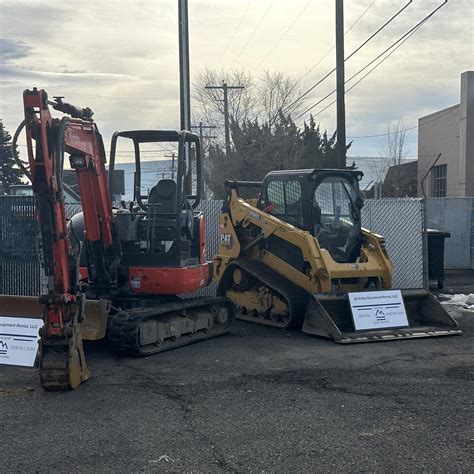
[220,233,233,248]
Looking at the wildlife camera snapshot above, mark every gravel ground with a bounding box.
[1,308,473,473]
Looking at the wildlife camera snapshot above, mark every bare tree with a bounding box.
[192,68,301,139]
[371,119,408,182]
[192,68,256,128]
[256,71,302,126]
[372,120,411,197]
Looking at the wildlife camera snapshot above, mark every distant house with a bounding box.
[417,71,473,197]
[8,183,81,203]
[383,160,418,197]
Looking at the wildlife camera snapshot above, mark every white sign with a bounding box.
[348,290,409,331]
[0,317,42,367]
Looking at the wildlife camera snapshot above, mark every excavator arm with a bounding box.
[22,88,116,390]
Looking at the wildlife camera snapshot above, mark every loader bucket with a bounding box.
[301,289,462,343]
[0,295,109,340]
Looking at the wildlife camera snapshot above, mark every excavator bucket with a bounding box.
[301,289,462,343]
[0,295,109,341]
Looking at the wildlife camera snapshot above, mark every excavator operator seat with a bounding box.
[149,179,177,215]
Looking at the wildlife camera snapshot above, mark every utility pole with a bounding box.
[164,153,176,180]
[335,0,346,169]
[205,83,244,155]
[191,122,217,145]
[178,0,193,194]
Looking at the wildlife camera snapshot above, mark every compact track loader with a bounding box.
[214,169,461,343]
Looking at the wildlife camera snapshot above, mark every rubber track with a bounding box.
[107,296,235,356]
[218,260,309,329]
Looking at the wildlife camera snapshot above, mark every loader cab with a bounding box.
[108,130,205,269]
[259,169,364,263]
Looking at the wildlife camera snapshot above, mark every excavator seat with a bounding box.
[149,179,177,215]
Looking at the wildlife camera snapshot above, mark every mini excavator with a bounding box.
[1,89,234,390]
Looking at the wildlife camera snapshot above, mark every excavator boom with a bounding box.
[20,88,116,389]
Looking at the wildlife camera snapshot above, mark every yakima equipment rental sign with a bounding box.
[348,290,409,331]
[0,317,42,367]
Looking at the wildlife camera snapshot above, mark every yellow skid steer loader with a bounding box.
[213,169,461,343]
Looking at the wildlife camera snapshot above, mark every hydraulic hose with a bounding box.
[11,119,32,181]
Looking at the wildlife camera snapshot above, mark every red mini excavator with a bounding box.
[3,88,234,390]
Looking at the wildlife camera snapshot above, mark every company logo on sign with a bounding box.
[0,340,8,354]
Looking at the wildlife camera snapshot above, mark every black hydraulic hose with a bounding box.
[55,117,70,195]
[12,119,32,181]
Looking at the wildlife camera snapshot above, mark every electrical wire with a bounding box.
[299,1,449,125]
[235,0,275,61]
[217,0,253,67]
[252,0,313,72]
[295,0,376,87]
[282,0,413,115]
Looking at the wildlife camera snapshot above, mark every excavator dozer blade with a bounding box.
[301,289,462,343]
[0,295,109,340]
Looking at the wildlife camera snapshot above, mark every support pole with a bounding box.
[336,0,346,169]
[205,83,244,155]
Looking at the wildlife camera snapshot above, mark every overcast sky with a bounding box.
[1,0,473,163]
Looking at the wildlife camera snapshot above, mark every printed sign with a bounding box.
[0,317,42,367]
[348,290,409,331]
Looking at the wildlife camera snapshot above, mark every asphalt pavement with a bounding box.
[1,307,473,473]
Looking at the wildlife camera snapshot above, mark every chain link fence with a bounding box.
[425,198,474,269]
[0,196,42,296]
[4,195,461,297]
[362,198,425,288]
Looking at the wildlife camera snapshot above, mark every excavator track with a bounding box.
[107,297,235,356]
[217,260,309,330]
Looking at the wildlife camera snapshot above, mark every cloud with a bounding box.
[0,39,31,64]
[0,0,472,159]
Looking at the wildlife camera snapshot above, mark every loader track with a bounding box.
[107,297,235,356]
[217,260,309,330]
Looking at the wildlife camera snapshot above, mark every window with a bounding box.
[432,164,447,197]
[266,180,303,227]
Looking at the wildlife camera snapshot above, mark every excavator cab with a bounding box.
[108,130,205,272]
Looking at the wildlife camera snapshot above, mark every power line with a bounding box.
[348,107,456,139]
[300,1,449,122]
[253,0,313,72]
[217,0,252,67]
[295,0,376,87]
[283,0,413,114]
[235,0,275,61]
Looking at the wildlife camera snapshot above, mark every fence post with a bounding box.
[421,198,429,289]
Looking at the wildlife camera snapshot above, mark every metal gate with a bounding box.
[425,198,474,269]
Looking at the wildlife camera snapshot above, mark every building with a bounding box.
[383,160,418,197]
[417,71,474,197]
[8,183,81,203]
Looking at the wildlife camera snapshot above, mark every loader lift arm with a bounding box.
[22,88,117,390]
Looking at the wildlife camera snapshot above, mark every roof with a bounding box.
[383,161,418,197]
[265,168,364,181]
[418,103,459,122]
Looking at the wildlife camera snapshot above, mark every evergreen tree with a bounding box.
[0,120,23,194]
[206,114,347,199]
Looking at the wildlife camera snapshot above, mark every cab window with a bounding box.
[265,180,303,227]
